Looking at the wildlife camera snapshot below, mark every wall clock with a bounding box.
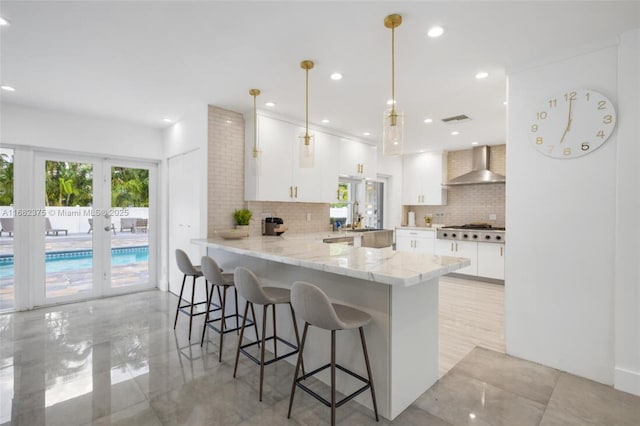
[530,89,617,158]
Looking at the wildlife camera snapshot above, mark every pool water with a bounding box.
[0,246,148,278]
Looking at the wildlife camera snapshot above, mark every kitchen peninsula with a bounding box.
[193,234,469,420]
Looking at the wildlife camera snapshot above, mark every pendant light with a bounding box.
[299,60,315,168]
[383,14,404,156]
[249,88,261,176]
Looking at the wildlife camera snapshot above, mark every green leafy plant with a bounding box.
[233,208,252,226]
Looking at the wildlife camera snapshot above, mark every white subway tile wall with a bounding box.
[404,145,506,227]
[248,201,331,235]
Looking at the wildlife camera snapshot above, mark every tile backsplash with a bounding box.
[247,201,331,235]
[404,145,506,227]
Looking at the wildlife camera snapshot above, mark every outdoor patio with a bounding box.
[0,232,150,311]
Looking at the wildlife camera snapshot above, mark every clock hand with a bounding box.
[560,98,574,144]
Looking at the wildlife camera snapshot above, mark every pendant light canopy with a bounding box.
[299,60,315,168]
[249,88,261,175]
[383,14,404,156]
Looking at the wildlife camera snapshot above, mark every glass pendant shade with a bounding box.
[383,107,404,156]
[298,132,315,168]
[250,147,261,176]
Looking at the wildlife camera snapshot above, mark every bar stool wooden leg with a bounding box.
[331,329,336,426]
[360,327,379,421]
[259,304,269,401]
[233,301,250,378]
[173,274,187,329]
[287,322,309,419]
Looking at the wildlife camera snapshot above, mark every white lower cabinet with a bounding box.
[435,239,478,276]
[477,243,505,280]
[395,229,435,254]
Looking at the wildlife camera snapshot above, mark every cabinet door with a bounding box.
[395,235,414,252]
[292,125,325,202]
[317,132,340,203]
[402,155,423,205]
[435,239,456,256]
[256,116,294,202]
[414,236,435,255]
[477,243,505,279]
[359,142,377,180]
[420,152,447,205]
[338,139,377,178]
[454,240,478,276]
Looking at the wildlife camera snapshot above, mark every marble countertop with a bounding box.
[192,234,469,287]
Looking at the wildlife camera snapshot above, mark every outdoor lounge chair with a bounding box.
[120,217,136,232]
[134,218,148,233]
[0,218,14,237]
[88,218,115,235]
[45,218,68,236]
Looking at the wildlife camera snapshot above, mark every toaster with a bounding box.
[262,217,287,236]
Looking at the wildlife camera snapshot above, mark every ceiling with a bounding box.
[1,1,639,154]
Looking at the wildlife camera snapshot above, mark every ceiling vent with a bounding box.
[441,114,471,124]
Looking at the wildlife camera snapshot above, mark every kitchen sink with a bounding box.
[350,228,384,232]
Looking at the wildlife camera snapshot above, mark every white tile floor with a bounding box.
[1,277,638,425]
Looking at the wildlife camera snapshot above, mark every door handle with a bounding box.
[500,246,504,256]
[290,186,293,197]
[450,242,453,252]
[295,186,298,198]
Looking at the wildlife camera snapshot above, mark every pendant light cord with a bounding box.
[305,68,310,138]
[391,26,395,115]
[253,93,257,156]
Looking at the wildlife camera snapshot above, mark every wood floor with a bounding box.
[439,275,505,377]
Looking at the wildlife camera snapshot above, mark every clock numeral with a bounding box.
[597,130,605,139]
[563,148,571,156]
[547,145,555,153]
[586,92,591,101]
[598,100,607,110]
[548,99,557,108]
[603,114,613,124]
[531,124,538,132]
[536,111,547,120]
[581,143,590,151]
[536,137,544,145]
[564,91,577,101]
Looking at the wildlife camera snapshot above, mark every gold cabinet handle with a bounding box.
[289,186,293,198]
[295,186,298,198]
[450,242,453,252]
[500,246,504,256]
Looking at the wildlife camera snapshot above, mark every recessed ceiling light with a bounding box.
[427,26,444,38]
[451,131,460,136]
[363,132,371,136]
[162,118,172,123]
[265,102,276,107]
[419,150,425,153]
[225,119,233,124]
[386,99,396,105]
[423,118,433,123]
[0,17,10,26]
[321,119,330,124]
[330,73,343,81]
[503,101,508,105]
[471,141,479,145]
[475,71,489,79]
[1,85,15,92]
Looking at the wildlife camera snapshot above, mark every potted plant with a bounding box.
[233,208,252,234]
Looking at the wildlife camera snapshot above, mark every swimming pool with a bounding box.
[0,246,148,278]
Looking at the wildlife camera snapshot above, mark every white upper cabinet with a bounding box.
[338,139,377,180]
[245,113,356,203]
[402,152,447,205]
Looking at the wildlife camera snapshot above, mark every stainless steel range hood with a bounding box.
[444,145,505,186]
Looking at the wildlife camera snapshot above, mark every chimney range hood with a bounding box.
[444,145,505,186]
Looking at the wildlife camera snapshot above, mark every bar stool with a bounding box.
[232,267,304,401]
[288,281,379,426]
[200,256,255,362]
[173,249,209,340]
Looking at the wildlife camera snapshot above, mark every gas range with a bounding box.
[437,225,505,243]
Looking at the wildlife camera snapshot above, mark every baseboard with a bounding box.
[615,366,640,397]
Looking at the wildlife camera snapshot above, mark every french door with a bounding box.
[34,153,157,306]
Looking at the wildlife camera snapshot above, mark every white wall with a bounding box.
[1,103,163,159]
[161,105,208,293]
[506,36,639,395]
[614,29,640,396]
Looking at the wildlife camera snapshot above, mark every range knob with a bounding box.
[472,234,478,239]
[442,232,448,237]
[485,235,491,240]
[463,233,469,239]
[451,233,457,238]
[496,235,502,241]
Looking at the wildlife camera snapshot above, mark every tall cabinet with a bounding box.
[402,152,447,205]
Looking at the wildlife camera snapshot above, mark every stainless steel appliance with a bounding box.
[262,217,286,236]
[437,224,505,243]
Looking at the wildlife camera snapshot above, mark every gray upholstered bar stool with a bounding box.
[173,249,207,340]
[200,256,256,362]
[288,281,379,426]
[233,267,304,401]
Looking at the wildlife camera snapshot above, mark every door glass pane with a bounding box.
[44,160,93,299]
[110,166,149,288]
[0,148,14,310]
